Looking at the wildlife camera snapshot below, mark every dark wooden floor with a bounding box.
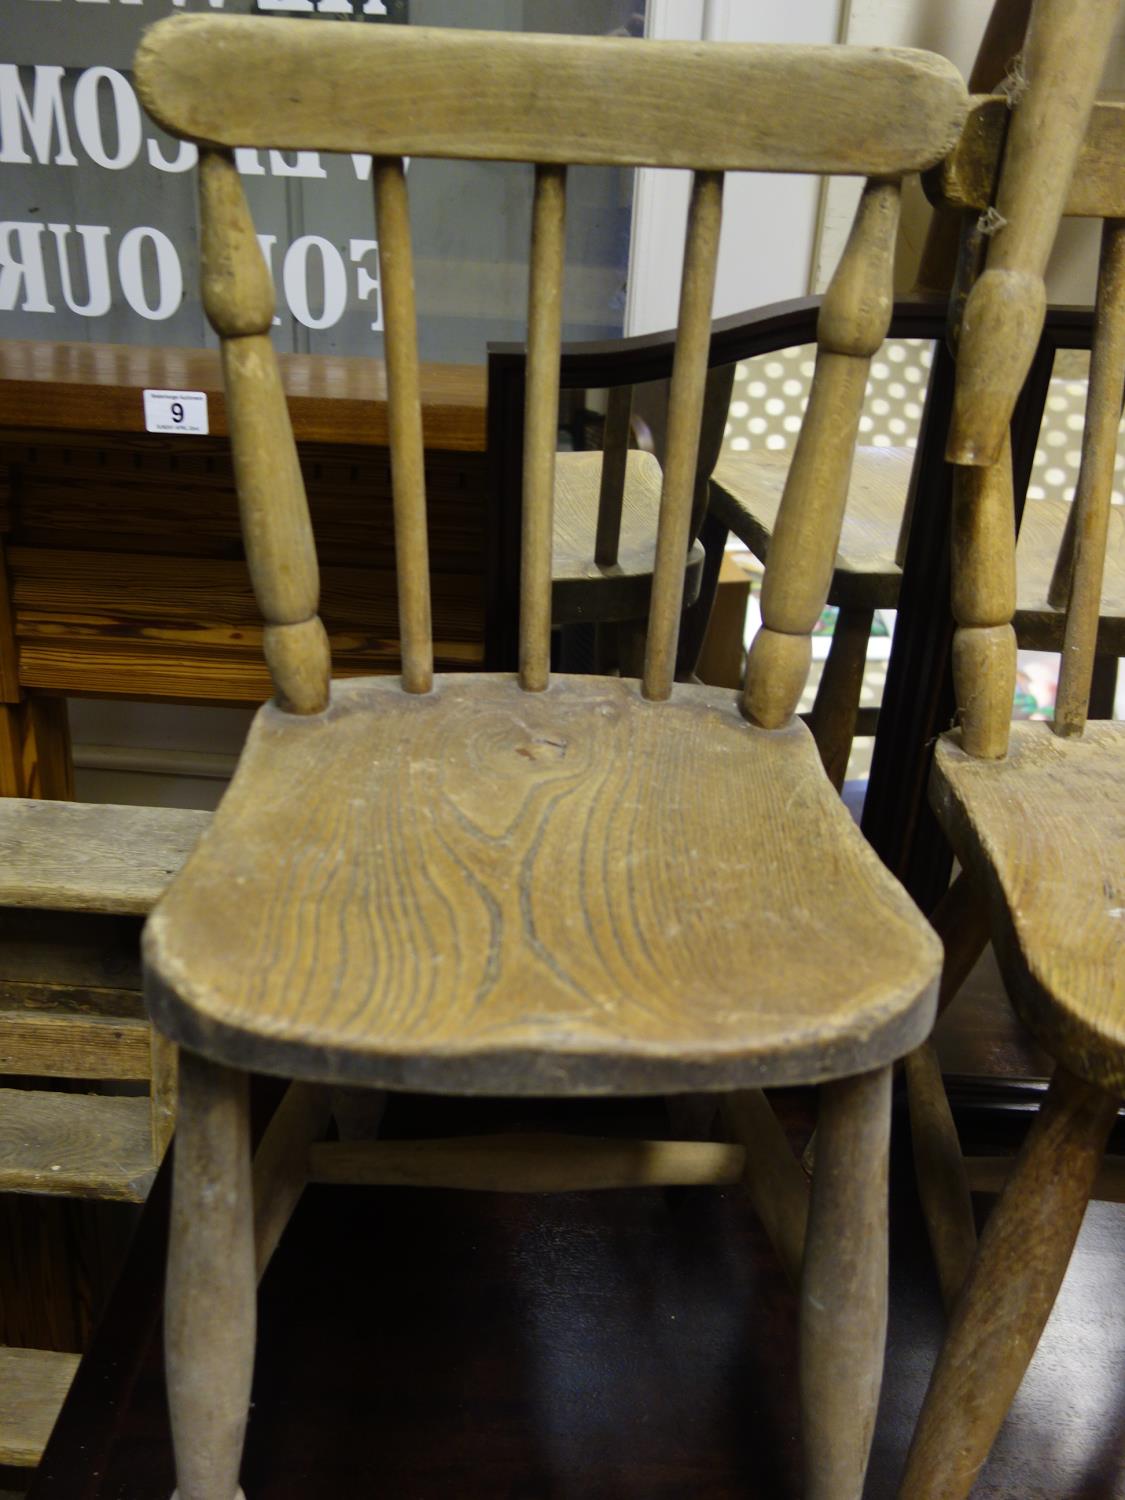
[22,1068,1125,1500]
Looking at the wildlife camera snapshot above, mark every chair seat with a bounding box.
[713,449,1125,649]
[931,720,1125,1093]
[145,673,940,1095]
[1014,495,1125,652]
[711,446,911,609]
[552,450,705,626]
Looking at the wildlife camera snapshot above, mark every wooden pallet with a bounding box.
[0,796,209,1466]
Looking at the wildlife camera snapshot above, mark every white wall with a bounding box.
[625,0,843,334]
[817,0,1125,300]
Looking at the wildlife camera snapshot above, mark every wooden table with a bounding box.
[0,340,492,799]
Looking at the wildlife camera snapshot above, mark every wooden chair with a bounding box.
[894,1,1125,1493]
[134,17,965,1498]
[710,91,1125,788]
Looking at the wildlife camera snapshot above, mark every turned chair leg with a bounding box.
[166,1050,255,1500]
[898,1067,1120,1500]
[807,604,874,791]
[800,1064,892,1500]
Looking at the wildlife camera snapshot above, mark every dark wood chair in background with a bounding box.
[134,17,967,1499]
[895,1,1125,1492]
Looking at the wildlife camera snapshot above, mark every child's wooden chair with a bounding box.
[134,18,965,1498]
[896,1,1124,1494]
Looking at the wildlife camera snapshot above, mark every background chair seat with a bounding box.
[146,671,941,1095]
[712,445,910,610]
[931,719,1125,1094]
[552,450,705,626]
[715,445,1125,643]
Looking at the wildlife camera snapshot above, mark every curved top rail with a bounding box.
[136,17,967,176]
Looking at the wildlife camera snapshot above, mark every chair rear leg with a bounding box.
[807,605,874,790]
[166,1050,254,1500]
[898,1066,1119,1500]
[800,1063,892,1500]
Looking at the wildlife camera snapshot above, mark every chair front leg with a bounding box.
[166,1050,255,1500]
[898,1065,1119,1500]
[800,1063,892,1500]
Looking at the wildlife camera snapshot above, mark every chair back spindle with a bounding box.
[946,0,1121,758]
[949,0,1119,469]
[1053,216,1125,735]
[642,171,724,702]
[373,157,434,695]
[594,384,634,569]
[743,177,900,728]
[199,148,331,715]
[519,164,567,693]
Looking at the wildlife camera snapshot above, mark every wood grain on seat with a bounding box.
[712,446,910,609]
[145,672,940,1095]
[551,451,705,625]
[931,719,1125,1093]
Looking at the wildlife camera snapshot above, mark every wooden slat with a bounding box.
[374,157,433,694]
[594,385,633,568]
[8,548,485,695]
[933,97,1125,219]
[0,1010,150,1080]
[743,178,900,728]
[0,1346,80,1467]
[964,1152,1125,1203]
[948,0,1121,468]
[136,18,967,175]
[308,1133,746,1192]
[642,170,723,701]
[0,1087,155,1200]
[201,148,330,715]
[519,164,567,692]
[0,908,143,1003]
[0,799,208,915]
[1053,219,1125,734]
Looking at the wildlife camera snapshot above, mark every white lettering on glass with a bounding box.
[118,225,182,319]
[283,235,347,330]
[49,222,112,315]
[0,64,78,166]
[73,66,142,170]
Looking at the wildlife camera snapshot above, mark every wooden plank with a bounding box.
[932,97,1125,219]
[964,1152,1125,1203]
[8,548,486,698]
[137,18,967,175]
[0,799,208,915]
[308,1133,746,1192]
[0,908,143,1005]
[0,341,487,452]
[0,1088,155,1200]
[0,1010,151,1080]
[0,1345,80,1466]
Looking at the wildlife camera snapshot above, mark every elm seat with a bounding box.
[931,719,1125,1094]
[145,672,940,1095]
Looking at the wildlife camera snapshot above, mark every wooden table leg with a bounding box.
[800,1064,891,1500]
[166,1051,254,1500]
[898,1066,1120,1500]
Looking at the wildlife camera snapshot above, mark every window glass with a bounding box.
[1,0,642,358]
